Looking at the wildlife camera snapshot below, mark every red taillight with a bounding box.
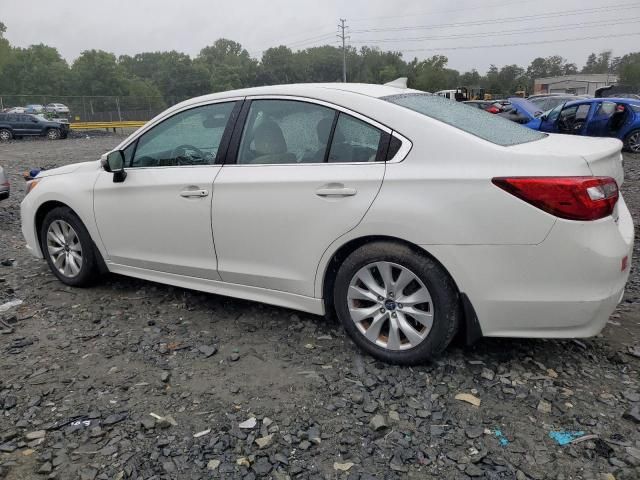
[486,106,500,114]
[492,176,618,221]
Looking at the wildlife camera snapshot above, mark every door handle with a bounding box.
[315,185,357,197]
[180,189,209,198]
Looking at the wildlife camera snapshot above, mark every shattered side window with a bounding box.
[383,93,547,147]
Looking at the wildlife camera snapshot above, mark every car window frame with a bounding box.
[224,95,411,167]
[115,97,244,170]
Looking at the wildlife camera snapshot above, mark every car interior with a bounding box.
[238,101,381,165]
[557,104,591,134]
[608,104,629,133]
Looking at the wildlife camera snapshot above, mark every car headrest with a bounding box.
[317,116,345,144]
[254,120,287,156]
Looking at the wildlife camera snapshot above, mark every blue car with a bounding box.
[505,97,640,153]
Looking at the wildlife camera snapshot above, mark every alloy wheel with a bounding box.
[47,129,60,140]
[346,261,434,351]
[629,132,640,153]
[46,220,83,277]
[0,130,10,141]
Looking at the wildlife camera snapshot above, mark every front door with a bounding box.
[21,115,41,135]
[93,100,239,280]
[212,98,388,297]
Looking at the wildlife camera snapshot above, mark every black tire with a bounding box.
[40,206,100,287]
[0,128,12,142]
[624,129,640,154]
[334,241,460,365]
[46,128,61,140]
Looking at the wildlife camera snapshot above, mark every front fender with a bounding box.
[20,168,105,259]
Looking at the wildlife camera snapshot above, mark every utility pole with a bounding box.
[338,18,349,83]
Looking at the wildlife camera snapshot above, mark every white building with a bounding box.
[533,73,617,96]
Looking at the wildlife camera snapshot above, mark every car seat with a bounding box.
[250,120,297,164]
[609,106,627,133]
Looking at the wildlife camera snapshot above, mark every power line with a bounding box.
[350,16,640,43]
[348,2,640,34]
[375,31,640,54]
[349,0,531,22]
[287,32,337,48]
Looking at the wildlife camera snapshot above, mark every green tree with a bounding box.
[71,50,127,96]
[0,44,69,95]
[409,55,453,92]
[295,46,344,83]
[0,22,11,76]
[258,46,299,84]
[616,52,640,88]
[582,50,613,74]
[120,51,210,101]
[497,64,525,94]
[197,39,258,92]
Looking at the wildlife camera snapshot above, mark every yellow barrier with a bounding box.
[70,121,147,131]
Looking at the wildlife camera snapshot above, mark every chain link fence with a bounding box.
[0,95,187,122]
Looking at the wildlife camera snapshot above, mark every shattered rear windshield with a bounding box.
[383,93,547,146]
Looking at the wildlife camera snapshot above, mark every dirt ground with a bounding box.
[0,135,639,480]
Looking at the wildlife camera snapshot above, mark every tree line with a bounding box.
[1,20,639,108]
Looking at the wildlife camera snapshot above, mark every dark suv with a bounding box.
[0,113,69,141]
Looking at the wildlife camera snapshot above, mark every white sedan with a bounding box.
[20,82,633,364]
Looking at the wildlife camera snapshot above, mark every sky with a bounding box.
[2,0,639,74]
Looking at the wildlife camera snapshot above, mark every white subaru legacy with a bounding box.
[20,82,634,364]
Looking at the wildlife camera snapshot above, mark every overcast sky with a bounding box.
[2,0,639,73]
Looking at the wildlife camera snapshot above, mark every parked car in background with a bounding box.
[45,103,70,115]
[0,166,9,200]
[20,83,632,364]
[507,97,640,152]
[25,104,45,114]
[537,98,640,152]
[5,107,26,114]
[0,113,69,141]
[463,100,503,114]
[528,94,589,113]
[595,85,640,100]
[498,98,544,126]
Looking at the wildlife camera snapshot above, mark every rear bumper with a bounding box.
[425,195,634,338]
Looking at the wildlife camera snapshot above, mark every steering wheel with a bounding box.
[170,144,205,165]
[572,120,585,133]
[558,116,572,133]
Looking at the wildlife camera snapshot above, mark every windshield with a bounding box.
[384,93,546,146]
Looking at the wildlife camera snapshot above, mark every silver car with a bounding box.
[44,103,70,115]
[0,166,9,200]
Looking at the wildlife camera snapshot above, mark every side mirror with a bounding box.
[540,114,547,121]
[103,150,127,183]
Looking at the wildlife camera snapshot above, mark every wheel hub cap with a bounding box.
[384,299,397,311]
[347,261,434,351]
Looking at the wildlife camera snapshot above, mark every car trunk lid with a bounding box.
[509,133,624,186]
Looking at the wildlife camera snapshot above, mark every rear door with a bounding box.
[7,114,25,135]
[211,97,388,297]
[586,101,615,137]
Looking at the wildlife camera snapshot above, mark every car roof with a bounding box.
[563,97,640,107]
[172,83,424,109]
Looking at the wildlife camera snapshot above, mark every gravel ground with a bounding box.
[0,136,639,480]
